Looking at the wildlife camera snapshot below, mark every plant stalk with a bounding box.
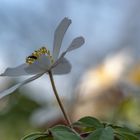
[48,71,72,127]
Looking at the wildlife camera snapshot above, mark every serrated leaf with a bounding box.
[86,127,114,140]
[73,116,103,129]
[21,132,48,140]
[49,125,82,140]
[115,127,138,140]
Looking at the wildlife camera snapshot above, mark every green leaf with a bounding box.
[73,116,104,129]
[135,132,140,138]
[36,137,53,140]
[21,132,48,140]
[114,127,138,140]
[49,125,82,140]
[86,127,114,140]
[115,135,125,140]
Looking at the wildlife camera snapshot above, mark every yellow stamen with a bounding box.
[32,51,40,57]
[39,47,48,54]
[26,47,54,65]
[26,57,35,64]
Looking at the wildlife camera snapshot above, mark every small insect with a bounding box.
[27,55,38,60]
[25,47,53,64]
[26,55,38,64]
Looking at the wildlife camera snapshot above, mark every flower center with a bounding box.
[26,47,54,64]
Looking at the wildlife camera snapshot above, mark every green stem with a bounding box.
[48,71,72,127]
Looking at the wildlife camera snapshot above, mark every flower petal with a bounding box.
[38,55,51,69]
[25,55,51,74]
[59,36,85,59]
[0,73,43,99]
[52,57,71,75]
[67,36,85,52]
[53,17,71,60]
[0,64,29,77]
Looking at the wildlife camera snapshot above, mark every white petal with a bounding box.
[59,36,85,59]
[0,73,43,99]
[53,17,71,60]
[38,55,51,69]
[0,64,29,77]
[25,55,51,74]
[52,57,71,75]
[67,36,85,52]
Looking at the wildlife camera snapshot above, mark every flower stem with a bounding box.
[48,71,72,127]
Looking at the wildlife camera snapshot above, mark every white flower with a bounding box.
[0,17,85,99]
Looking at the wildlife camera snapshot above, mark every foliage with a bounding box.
[0,92,41,140]
[21,116,140,140]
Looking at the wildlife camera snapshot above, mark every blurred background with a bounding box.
[1,0,140,139]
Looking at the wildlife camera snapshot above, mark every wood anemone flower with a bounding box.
[0,17,85,99]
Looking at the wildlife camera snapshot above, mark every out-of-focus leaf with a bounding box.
[73,116,104,129]
[135,132,140,139]
[21,132,48,140]
[0,93,41,140]
[36,137,53,140]
[86,127,114,140]
[49,125,82,140]
[114,127,138,140]
[116,97,140,127]
[115,135,125,140]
